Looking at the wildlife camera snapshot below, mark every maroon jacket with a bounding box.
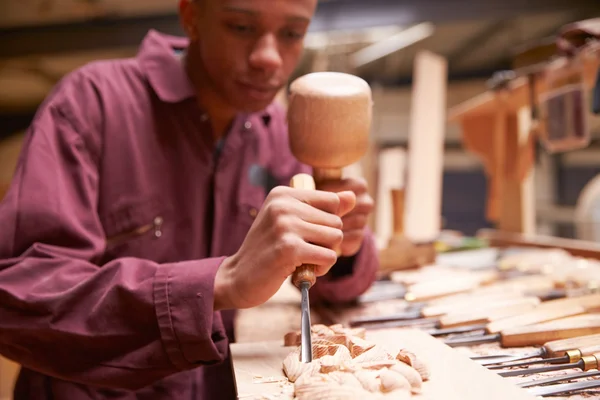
[0,30,379,400]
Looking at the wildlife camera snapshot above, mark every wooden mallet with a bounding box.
[286,71,372,362]
[287,71,373,291]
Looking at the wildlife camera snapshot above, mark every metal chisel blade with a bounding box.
[527,378,600,397]
[518,370,600,388]
[498,360,582,377]
[487,354,568,370]
[444,333,500,347]
[300,282,312,363]
[472,349,546,366]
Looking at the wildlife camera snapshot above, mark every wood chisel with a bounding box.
[518,369,600,388]
[474,332,600,366]
[286,71,372,362]
[359,296,540,331]
[350,275,560,327]
[527,378,600,397]
[444,310,600,348]
[499,351,600,377]
[487,339,600,370]
[440,293,600,342]
[289,174,317,363]
[350,289,546,327]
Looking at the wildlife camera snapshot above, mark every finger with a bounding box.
[342,229,365,244]
[352,194,374,215]
[317,177,368,195]
[295,243,338,276]
[342,213,368,231]
[336,191,356,217]
[297,220,344,249]
[292,200,343,229]
[340,230,365,256]
[288,187,342,216]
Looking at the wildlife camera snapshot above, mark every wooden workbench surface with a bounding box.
[234,280,600,399]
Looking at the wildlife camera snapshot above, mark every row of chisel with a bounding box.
[351,250,600,397]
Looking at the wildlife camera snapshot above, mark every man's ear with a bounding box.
[178,0,199,41]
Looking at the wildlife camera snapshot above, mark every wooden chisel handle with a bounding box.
[500,314,600,347]
[290,174,317,289]
[486,303,586,334]
[541,293,600,312]
[545,333,600,357]
[405,276,486,302]
[439,297,540,328]
[421,292,527,318]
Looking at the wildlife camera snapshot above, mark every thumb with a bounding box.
[336,191,356,217]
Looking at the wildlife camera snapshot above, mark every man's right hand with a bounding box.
[213,185,356,311]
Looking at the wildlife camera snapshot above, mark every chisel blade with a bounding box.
[300,282,312,363]
[527,378,600,397]
[349,310,424,326]
[473,350,546,366]
[427,323,488,337]
[498,360,583,377]
[518,370,600,388]
[487,354,568,370]
[444,333,500,347]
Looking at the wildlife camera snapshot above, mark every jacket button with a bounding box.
[249,208,258,218]
[244,121,252,130]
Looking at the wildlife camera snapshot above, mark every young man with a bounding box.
[0,0,379,399]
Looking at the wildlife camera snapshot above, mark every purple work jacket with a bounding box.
[0,30,379,400]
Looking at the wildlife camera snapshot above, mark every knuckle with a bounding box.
[274,233,297,260]
[272,214,291,236]
[267,199,288,219]
[333,215,344,229]
[333,228,344,244]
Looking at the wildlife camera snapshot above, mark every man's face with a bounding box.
[180,0,317,112]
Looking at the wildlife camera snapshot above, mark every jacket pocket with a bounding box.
[100,196,171,262]
[105,215,164,246]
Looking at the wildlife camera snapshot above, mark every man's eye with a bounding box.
[282,29,305,41]
[229,24,253,34]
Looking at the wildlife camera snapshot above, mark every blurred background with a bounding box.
[1,0,600,242]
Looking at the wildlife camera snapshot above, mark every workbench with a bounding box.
[233,232,600,399]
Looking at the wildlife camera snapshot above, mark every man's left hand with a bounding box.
[318,177,374,257]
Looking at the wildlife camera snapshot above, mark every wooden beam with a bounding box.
[403,50,448,243]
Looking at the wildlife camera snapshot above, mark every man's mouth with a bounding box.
[237,81,281,101]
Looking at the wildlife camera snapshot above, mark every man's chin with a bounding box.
[233,97,277,114]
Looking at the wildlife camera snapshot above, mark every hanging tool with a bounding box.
[527,378,600,397]
[498,351,600,377]
[474,332,600,366]
[444,311,600,348]
[488,341,600,370]
[286,71,372,362]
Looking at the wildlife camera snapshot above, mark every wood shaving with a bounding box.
[281,324,429,399]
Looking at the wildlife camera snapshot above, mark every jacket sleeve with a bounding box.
[268,104,379,305]
[0,73,228,391]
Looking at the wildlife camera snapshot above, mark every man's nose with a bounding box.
[249,34,283,71]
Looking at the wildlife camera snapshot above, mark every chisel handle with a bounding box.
[545,332,600,357]
[404,276,484,302]
[486,303,586,334]
[421,292,527,317]
[500,314,600,347]
[290,174,317,289]
[439,297,540,328]
[541,293,600,312]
